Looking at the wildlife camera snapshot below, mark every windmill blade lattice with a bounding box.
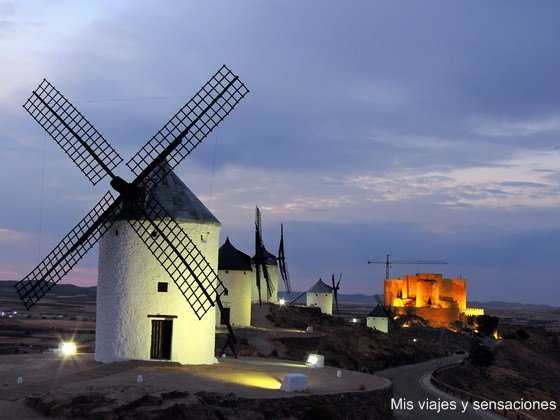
[23,79,123,185]
[254,206,274,302]
[127,197,226,320]
[15,192,121,309]
[127,65,249,187]
[16,66,248,314]
[277,223,292,292]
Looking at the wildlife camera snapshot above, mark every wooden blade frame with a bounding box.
[16,66,248,315]
[15,192,121,309]
[23,79,122,185]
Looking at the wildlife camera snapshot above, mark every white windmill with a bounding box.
[14,66,249,364]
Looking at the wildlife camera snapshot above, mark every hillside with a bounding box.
[438,327,560,420]
[0,280,97,300]
[253,303,471,371]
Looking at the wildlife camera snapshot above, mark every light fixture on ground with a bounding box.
[278,299,286,305]
[280,373,308,392]
[59,341,77,356]
[306,353,324,368]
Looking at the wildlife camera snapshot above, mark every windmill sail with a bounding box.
[15,192,121,308]
[23,79,123,185]
[254,206,275,304]
[128,197,226,320]
[15,66,249,314]
[277,223,292,293]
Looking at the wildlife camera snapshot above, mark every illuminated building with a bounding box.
[306,279,333,315]
[384,273,483,327]
[95,170,220,365]
[217,237,253,327]
[366,305,388,333]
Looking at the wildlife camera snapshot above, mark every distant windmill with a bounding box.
[368,254,447,279]
[252,206,277,305]
[277,223,292,294]
[331,273,341,314]
[14,66,249,363]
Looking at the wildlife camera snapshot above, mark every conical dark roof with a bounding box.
[367,305,387,318]
[219,237,253,271]
[252,245,277,265]
[307,278,333,293]
[145,166,220,225]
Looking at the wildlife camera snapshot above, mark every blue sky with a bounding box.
[1,1,559,305]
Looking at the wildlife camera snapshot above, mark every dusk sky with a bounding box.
[1,1,559,305]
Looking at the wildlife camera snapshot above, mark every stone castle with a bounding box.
[384,273,483,327]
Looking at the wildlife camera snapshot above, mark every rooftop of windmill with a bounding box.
[218,237,252,271]
[307,279,333,294]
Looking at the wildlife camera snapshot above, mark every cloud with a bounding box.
[2,1,560,304]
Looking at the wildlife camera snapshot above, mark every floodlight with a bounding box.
[279,299,286,305]
[59,341,77,356]
[306,353,324,368]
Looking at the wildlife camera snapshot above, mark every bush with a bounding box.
[469,339,495,374]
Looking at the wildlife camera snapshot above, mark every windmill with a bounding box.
[14,66,248,363]
[277,223,292,296]
[252,206,277,305]
[331,273,341,314]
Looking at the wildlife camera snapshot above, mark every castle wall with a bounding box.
[439,278,453,300]
[96,220,220,365]
[402,275,417,300]
[394,306,462,328]
[451,278,466,311]
[384,279,402,306]
[415,279,440,307]
[385,272,470,327]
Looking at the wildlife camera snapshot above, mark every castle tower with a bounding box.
[251,247,279,304]
[306,279,334,315]
[95,170,221,365]
[217,237,252,327]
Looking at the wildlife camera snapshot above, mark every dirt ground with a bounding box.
[0,353,390,418]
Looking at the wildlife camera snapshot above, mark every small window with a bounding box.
[115,229,118,236]
[157,282,168,292]
[224,288,229,296]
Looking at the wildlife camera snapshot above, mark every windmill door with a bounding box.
[150,319,173,360]
[220,307,231,325]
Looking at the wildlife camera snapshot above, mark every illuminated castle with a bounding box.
[384,273,483,327]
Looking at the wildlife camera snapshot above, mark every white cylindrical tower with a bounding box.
[95,170,221,365]
[306,279,334,315]
[216,237,252,327]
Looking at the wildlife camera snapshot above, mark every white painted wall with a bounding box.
[306,292,333,315]
[366,316,388,333]
[216,269,252,327]
[95,219,220,365]
[250,264,279,304]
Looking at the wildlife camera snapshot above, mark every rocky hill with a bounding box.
[233,303,471,372]
[437,326,560,420]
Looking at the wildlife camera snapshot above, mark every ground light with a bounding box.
[59,341,77,356]
[306,354,325,368]
[278,299,286,305]
[351,318,358,323]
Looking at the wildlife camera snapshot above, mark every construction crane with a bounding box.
[368,254,447,279]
